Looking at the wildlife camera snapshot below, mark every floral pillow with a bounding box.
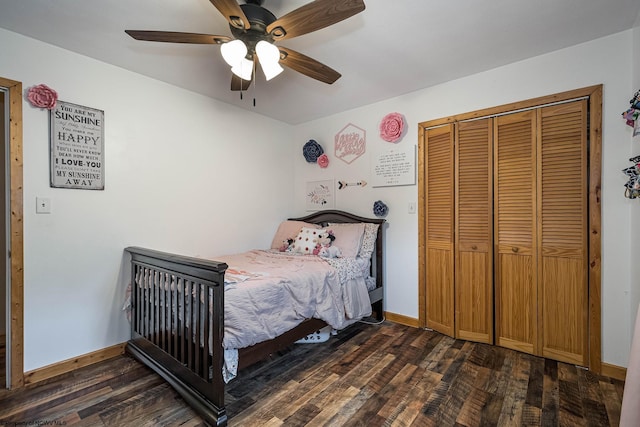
[359,223,380,260]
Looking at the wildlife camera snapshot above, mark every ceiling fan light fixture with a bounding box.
[256,40,283,81]
[231,57,254,81]
[260,61,284,81]
[126,0,367,89]
[220,39,247,67]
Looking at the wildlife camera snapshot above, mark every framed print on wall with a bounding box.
[50,100,105,190]
[306,180,335,211]
[371,144,416,187]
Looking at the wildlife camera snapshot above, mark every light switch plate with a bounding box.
[36,197,51,214]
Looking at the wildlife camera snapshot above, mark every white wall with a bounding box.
[0,28,293,371]
[293,30,636,367]
[629,22,640,357]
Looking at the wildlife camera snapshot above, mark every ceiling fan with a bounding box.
[125,0,365,91]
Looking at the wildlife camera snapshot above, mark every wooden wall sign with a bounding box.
[50,100,104,190]
[334,123,366,164]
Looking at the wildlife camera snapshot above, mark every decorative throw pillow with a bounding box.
[359,223,380,260]
[326,223,365,258]
[270,220,319,249]
[292,227,324,254]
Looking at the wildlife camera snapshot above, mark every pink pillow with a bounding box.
[326,223,365,258]
[270,220,320,249]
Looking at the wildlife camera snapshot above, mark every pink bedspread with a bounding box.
[219,250,371,350]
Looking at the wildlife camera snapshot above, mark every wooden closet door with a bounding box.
[494,111,538,355]
[455,119,493,343]
[424,124,455,336]
[538,100,588,365]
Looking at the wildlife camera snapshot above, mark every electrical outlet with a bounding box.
[36,197,51,214]
[408,201,416,214]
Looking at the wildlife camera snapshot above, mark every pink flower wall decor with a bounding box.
[379,112,405,143]
[317,154,329,168]
[27,84,58,109]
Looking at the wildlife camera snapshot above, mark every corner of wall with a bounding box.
[629,22,640,358]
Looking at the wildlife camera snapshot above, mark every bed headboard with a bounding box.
[289,210,385,317]
[289,209,384,226]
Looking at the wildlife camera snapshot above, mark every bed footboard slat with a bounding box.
[160,272,165,351]
[203,286,211,380]
[186,280,193,371]
[179,277,185,365]
[173,277,179,360]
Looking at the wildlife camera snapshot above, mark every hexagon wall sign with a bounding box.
[334,123,366,164]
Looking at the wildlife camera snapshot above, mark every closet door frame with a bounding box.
[418,85,602,373]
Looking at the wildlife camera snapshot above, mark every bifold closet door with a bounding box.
[538,100,588,366]
[455,119,493,344]
[424,124,455,336]
[494,110,538,355]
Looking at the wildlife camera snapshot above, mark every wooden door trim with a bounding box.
[418,125,426,324]
[587,86,602,373]
[418,85,601,128]
[418,84,602,373]
[0,77,24,388]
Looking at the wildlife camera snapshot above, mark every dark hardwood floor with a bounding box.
[0,322,625,426]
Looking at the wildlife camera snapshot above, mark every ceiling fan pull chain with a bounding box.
[253,60,257,107]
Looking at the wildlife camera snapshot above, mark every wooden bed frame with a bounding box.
[125,210,385,426]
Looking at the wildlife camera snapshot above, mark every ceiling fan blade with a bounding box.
[278,47,341,84]
[208,0,250,30]
[266,0,365,41]
[125,30,231,44]
[231,73,252,91]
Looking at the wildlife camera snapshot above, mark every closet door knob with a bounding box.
[512,247,519,253]
[471,245,478,250]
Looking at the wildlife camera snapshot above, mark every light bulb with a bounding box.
[256,40,284,81]
[221,40,247,67]
[260,61,284,81]
[231,57,253,81]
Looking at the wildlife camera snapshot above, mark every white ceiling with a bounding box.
[1,0,639,124]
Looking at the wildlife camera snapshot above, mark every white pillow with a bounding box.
[270,220,319,249]
[292,227,324,254]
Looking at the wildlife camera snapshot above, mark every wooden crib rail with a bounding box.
[125,246,228,426]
